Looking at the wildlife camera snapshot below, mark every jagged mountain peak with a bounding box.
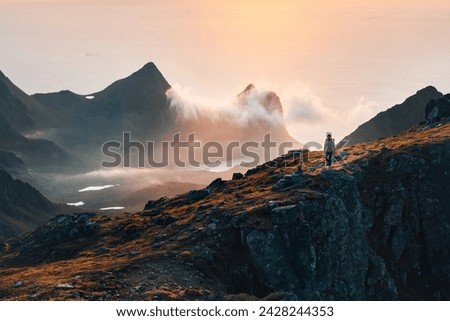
[124,61,169,86]
[94,62,171,99]
[416,85,439,95]
[242,83,256,93]
[129,61,165,81]
[139,61,159,73]
[237,83,283,115]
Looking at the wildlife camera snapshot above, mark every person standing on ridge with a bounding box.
[324,133,335,167]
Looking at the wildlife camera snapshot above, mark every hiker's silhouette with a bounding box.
[324,133,335,167]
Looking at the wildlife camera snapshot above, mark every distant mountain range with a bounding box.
[2,63,444,170]
[338,86,442,147]
[1,63,299,170]
[0,62,300,239]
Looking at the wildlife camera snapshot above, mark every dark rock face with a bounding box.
[198,141,449,300]
[339,86,442,147]
[247,204,317,298]
[247,172,376,300]
[425,94,450,123]
[272,171,310,191]
[361,142,450,299]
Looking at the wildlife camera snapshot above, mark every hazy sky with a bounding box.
[1,0,449,142]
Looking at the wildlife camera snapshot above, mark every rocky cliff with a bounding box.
[0,120,448,300]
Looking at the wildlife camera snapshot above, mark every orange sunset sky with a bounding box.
[1,0,449,142]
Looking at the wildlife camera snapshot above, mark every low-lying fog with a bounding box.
[33,167,233,213]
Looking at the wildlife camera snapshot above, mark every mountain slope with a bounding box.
[0,70,87,173]
[0,151,26,173]
[31,90,89,128]
[0,170,65,240]
[0,151,28,182]
[339,86,442,147]
[0,119,448,300]
[0,113,84,173]
[0,70,56,133]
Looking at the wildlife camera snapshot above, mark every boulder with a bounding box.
[187,190,209,204]
[144,197,167,210]
[232,173,244,180]
[245,166,264,176]
[206,178,225,191]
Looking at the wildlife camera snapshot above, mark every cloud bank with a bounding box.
[166,84,284,127]
[166,82,380,144]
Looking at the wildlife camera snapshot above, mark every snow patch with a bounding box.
[66,201,85,206]
[99,207,125,211]
[78,185,115,192]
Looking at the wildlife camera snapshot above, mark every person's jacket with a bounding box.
[324,138,335,153]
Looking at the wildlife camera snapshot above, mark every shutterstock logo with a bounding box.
[101,132,348,169]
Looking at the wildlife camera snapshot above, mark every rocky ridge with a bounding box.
[339,86,442,147]
[0,119,448,300]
